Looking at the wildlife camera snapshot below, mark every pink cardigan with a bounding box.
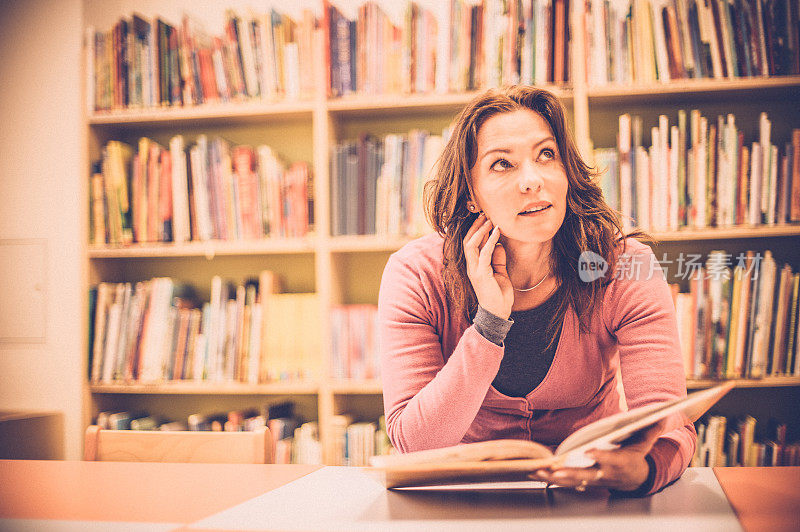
[378,233,696,494]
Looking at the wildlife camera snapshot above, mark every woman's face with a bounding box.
[469,108,568,245]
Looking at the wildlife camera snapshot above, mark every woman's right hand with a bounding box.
[463,213,514,320]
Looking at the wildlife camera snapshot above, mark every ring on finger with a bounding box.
[576,479,588,492]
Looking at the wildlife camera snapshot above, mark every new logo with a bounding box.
[578,251,608,282]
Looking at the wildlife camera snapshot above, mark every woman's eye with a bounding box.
[489,159,513,172]
[540,148,556,161]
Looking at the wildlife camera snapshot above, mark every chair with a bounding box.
[84,425,273,464]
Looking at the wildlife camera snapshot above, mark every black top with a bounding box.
[490,283,566,397]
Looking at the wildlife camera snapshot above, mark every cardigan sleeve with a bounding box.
[378,251,505,453]
[603,243,698,494]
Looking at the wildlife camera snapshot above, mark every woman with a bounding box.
[377,85,696,495]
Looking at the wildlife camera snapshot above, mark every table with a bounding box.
[0,460,320,530]
[713,466,800,532]
[0,461,797,531]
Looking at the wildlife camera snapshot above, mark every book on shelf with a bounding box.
[330,127,447,237]
[673,248,800,380]
[330,304,380,381]
[259,292,322,382]
[88,7,315,112]
[694,414,800,466]
[595,109,799,232]
[292,421,323,464]
[584,0,800,85]
[88,270,321,385]
[321,0,571,97]
[328,414,394,466]
[369,382,734,489]
[90,136,313,246]
[101,411,136,430]
[87,0,800,108]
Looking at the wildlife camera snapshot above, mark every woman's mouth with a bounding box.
[518,205,552,216]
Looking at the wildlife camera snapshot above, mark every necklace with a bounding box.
[513,271,549,292]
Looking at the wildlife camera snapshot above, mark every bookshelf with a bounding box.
[686,376,800,390]
[83,0,800,466]
[89,382,321,394]
[585,75,800,102]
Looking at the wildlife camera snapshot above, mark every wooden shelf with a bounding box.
[327,86,573,117]
[89,380,387,395]
[88,237,317,258]
[88,100,315,128]
[326,234,419,253]
[95,376,793,396]
[330,225,800,251]
[327,379,383,394]
[87,86,577,126]
[87,77,799,127]
[687,377,800,389]
[587,75,800,104]
[87,224,800,259]
[89,377,800,395]
[78,0,800,469]
[649,224,800,242]
[89,381,320,395]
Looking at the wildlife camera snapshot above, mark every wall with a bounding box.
[0,0,84,460]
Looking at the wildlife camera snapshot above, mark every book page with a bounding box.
[370,438,553,468]
[554,382,735,459]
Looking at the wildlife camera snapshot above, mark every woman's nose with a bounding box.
[519,160,543,192]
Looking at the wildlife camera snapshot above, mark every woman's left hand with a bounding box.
[530,420,665,492]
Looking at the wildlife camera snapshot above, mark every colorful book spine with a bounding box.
[672,249,800,380]
[91,137,312,245]
[331,128,448,237]
[595,113,798,232]
[585,0,800,85]
[694,414,799,467]
[329,305,380,380]
[91,8,315,111]
[88,270,318,384]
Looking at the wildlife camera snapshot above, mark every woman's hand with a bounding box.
[463,213,514,320]
[530,420,666,493]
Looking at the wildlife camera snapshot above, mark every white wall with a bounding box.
[0,0,84,460]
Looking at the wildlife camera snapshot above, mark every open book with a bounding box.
[369,382,734,489]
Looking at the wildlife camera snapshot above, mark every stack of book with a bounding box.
[329,414,394,466]
[693,415,800,467]
[330,129,446,237]
[593,113,799,231]
[585,0,800,86]
[330,304,380,381]
[90,137,312,246]
[89,270,322,384]
[323,0,573,97]
[88,9,315,111]
[671,249,800,379]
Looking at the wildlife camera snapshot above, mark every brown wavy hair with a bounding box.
[423,85,651,349]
